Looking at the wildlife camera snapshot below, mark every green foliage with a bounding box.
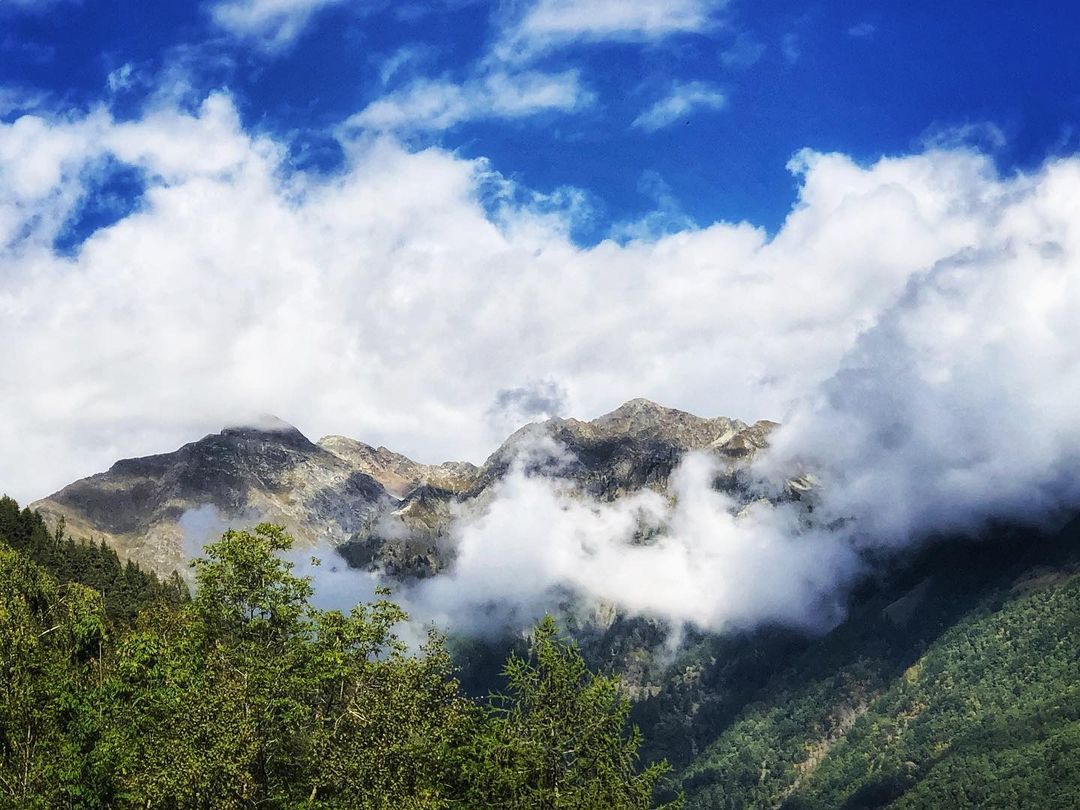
[0,495,188,624]
[784,576,1080,810]
[665,525,1080,810]
[0,502,668,808]
[0,545,105,807]
[466,615,680,809]
[10,483,1074,809]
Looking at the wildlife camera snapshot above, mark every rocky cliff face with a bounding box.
[472,398,776,498]
[33,422,391,574]
[317,436,479,498]
[32,400,778,577]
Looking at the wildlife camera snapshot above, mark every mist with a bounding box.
[401,453,857,635]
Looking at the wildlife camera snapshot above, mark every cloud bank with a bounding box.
[410,157,1080,633]
[407,452,857,635]
[2,90,1080,635]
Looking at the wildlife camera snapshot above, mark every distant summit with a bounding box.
[34,419,388,574]
[32,401,778,576]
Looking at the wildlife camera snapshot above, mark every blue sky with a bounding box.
[5,0,1080,634]
[5,0,1079,243]
[3,0,1080,505]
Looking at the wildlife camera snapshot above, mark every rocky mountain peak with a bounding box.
[596,397,676,421]
[592,398,747,448]
[476,399,768,493]
[32,400,779,579]
[218,417,318,450]
[33,420,390,575]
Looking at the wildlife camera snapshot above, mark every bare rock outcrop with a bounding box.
[33,399,780,578]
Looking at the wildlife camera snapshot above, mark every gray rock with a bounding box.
[32,399,781,579]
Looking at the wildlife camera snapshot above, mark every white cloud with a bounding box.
[494,0,725,59]
[210,0,352,50]
[346,69,593,132]
[408,151,1080,635]
[848,21,877,38]
[764,203,1080,545]
[720,32,765,69]
[632,81,726,132]
[3,94,1080,640]
[0,0,78,10]
[408,452,857,634]
[0,97,1026,502]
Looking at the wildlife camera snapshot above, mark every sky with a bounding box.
[2,0,1080,512]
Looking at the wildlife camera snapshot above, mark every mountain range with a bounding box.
[21,399,1080,807]
[32,399,778,578]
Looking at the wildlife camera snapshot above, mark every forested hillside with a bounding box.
[655,521,1080,809]
[0,499,675,809]
[3,492,1078,809]
[0,496,188,623]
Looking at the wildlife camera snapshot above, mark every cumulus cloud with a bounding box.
[493,0,725,60]
[632,81,727,132]
[346,69,593,133]
[765,228,1080,546]
[0,95,1030,497]
[3,92,1080,643]
[401,153,1080,635]
[210,0,353,50]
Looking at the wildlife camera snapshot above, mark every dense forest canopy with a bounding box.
[0,497,677,809]
[2,495,1078,809]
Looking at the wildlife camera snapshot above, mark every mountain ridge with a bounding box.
[31,399,778,576]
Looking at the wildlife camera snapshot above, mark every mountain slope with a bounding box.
[659,520,1080,809]
[31,422,393,574]
[317,436,480,498]
[33,399,773,578]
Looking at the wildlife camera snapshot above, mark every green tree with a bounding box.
[0,545,105,807]
[469,615,681,809]
[101,523,477,808]
[1,510,677,809]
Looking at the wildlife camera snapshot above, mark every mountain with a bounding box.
[31,399,775,577]
[340,399,778,578]
[32,421,392,575]
[472,397,775,497]
[23,399,1080,807]
[655,519,1080,808]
